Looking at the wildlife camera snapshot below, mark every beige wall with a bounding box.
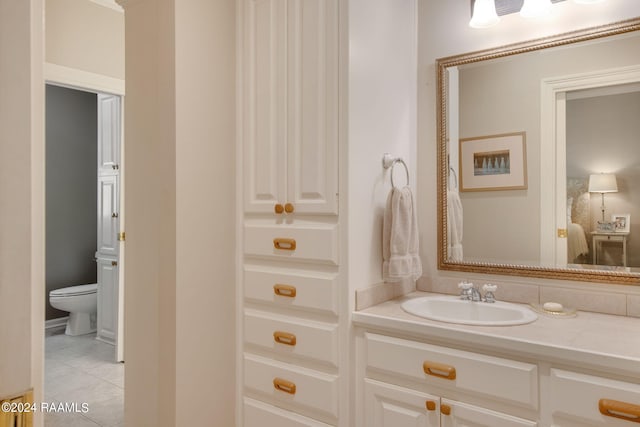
[0,0,45,425]
[418,0,640,285]
[122,0,235,425]
[46,0,124,79]
[174,0,235,424]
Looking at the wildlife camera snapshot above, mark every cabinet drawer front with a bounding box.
[244,266,338,315]
[549,368,640,426]
[244,224,339,265]
[244,353,339,420]
[244,397,333,427]
[365,333,538,409]
[244,309,338,366]
[364,379,440,427]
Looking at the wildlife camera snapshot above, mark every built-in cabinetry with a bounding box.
[95,94,121,346]
[239,0,341,425]
[356,325,640,427]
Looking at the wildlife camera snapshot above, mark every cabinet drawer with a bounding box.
[441,399,537,427]
[244,266,338,315]
[244,223,339,265]
[365,333,538,409]
[244,353,339,420]
[244,309,338,366]
[244,397,333,427]
[549,368,640,426]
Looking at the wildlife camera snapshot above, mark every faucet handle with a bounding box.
[482,284,497,303]
[458,282,473,300]
[458,281,473,290]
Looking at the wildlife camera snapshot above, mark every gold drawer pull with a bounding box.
[423,361,456,380]
[274,203,284,214]
[425,400,436,411]
[440,404,451,416]
[284,203,295,213]
[273,284,296,298]
[273,331,296,346]
[274,238,296,251]
[599,399,640,423]
[273,378,296,395]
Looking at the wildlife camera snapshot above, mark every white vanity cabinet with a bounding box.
[241,0,339,216]
[548,368,640,426]
[359,332,539,427]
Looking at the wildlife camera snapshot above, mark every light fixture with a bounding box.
[469,0,500,28]
[588,173,618,222]
[520,0,553,18]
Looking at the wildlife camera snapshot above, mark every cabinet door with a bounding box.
[98,175,119,257]
[97,94,121,175]
[243,0,287,213]
[440,399,537,427]
[97,257,118,345]
[364,379,440,427]
[286,0,339,215]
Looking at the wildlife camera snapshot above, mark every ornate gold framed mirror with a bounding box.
[437,17,640,285]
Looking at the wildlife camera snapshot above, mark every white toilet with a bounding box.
[49,283,98,336]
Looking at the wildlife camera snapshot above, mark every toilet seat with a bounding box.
[50,283,97,298]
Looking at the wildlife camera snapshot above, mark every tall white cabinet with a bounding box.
[239,0,342,425]
[96,93,121,355]
[242,0,339,216]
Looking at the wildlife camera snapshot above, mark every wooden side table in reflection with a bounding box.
[591,231,630,266]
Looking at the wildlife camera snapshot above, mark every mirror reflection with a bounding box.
[439,19,640,283]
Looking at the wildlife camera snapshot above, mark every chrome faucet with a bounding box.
[458,282,498,303]
[470,286,482,302]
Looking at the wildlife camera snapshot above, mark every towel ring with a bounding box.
[381,153,410,189]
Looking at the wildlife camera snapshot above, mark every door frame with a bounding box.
[539,64,640,266]
[45,63,126,362]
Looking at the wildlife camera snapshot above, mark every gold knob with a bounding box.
[599,399,640,422]
[273,238,296,251]
[440,404,451,416]
[273,284,296,298]
[273,378,296,395]
[273,331,296,346]
[284,203,294,214]
[425,400,436,411]
[274,204,284,214]
[423,360,456,380]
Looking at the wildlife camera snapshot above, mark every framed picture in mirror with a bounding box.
[612,214,630,233]
[459,132,527,192]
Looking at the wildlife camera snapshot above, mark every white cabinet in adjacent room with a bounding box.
[98,175,119,257]
[97,94,121,175]
[96,257,118,344]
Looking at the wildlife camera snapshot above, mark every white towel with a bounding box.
[383,186,422,282]
[447,188,463,261]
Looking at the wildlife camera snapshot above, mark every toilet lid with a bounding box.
[49,283,97,297]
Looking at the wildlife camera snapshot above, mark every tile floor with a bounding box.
[45,328,124,427]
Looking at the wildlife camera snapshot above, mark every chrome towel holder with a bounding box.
[382,153,410,189]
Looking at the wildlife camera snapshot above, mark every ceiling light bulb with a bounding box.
[520,0,553,18]
[469,0,500,29]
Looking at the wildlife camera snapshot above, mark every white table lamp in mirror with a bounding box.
[588,173,618,222]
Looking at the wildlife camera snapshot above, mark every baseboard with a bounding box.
[45,316,69,330]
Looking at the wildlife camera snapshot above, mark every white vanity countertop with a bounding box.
[353,291,640,377]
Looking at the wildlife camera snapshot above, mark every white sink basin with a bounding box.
[401,296,537,326]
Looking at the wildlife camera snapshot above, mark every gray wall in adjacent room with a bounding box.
[46,84,97,320]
